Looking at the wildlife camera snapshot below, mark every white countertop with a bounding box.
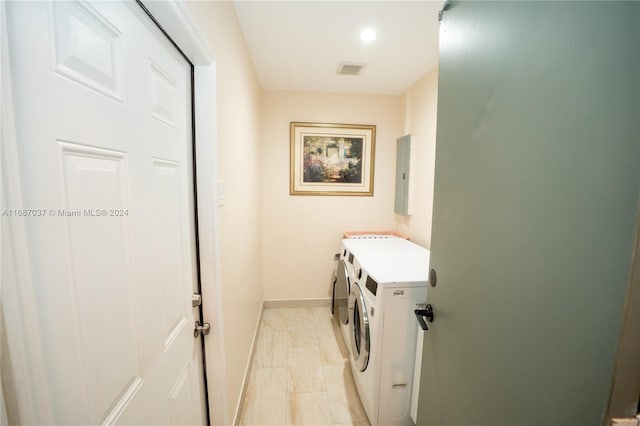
[342,237,430,284]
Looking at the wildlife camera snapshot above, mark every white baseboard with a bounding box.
[233,306,264,426]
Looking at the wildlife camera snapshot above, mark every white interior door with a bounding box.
[6,1,205,423]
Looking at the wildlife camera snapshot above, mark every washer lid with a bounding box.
[343,238,430,283]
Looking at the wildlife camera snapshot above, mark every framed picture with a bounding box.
[290,122,376,196]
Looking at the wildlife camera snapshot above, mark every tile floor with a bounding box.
[238,307,370,426]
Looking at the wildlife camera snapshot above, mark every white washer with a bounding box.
[344,237,430,426]
[336,235,398,352]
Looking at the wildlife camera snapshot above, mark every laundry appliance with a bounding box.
[344,236,429,426]
[334,234,399,354]
[333,248,353,353]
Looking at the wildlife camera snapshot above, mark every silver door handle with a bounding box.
[194,321,211,337]
[192,294,202,307]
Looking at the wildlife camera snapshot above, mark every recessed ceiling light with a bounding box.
[360,28,376,43]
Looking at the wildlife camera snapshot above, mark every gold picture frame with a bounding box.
[290,122,376,196]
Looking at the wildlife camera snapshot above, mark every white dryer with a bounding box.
[334,247,354,353]
[344,237,430,426]
[335,235,398,352]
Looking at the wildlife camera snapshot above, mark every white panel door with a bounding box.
[6,1,205,424]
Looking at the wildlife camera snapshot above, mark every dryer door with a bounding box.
[349,283,370,372]
[335,259,351,325]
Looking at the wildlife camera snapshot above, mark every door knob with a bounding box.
[414,304,435,331]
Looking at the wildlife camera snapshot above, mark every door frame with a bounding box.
[606,208,640,420]
[0,1,228,424]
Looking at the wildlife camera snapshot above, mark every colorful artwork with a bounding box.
[302,136,363,183]
[290,122,376,196]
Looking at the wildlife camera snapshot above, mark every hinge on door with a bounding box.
[194,321,211,337]
[192,293,202,307]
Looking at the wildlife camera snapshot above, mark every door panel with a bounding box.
[418,2,640,425]
[7,1,204,424]
[60,142,142,422]
[50,1,124,102]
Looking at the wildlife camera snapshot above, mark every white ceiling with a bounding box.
[232,1,443,95]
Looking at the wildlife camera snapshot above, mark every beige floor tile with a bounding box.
[316,321,344,340]
[286,392,332,426]
[287,346,322,368]
[323,365,367,424]
[310,306,334,328]
[261,309,289,331]
[241,308,368,426]
[287,366,327,393]
[254,329,288,368]
[317,326,349,366]
[318,339,349,366]
[285,308,315,329]
[240,368,287,426]
[332,421,370,426]
[288,323,319,349]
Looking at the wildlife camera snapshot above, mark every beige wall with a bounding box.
[184,2,263,423]
[177,1,437,418]
[395,68,439,248]
[260,90,403,301]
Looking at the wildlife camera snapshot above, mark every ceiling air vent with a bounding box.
[337,62,365,76]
